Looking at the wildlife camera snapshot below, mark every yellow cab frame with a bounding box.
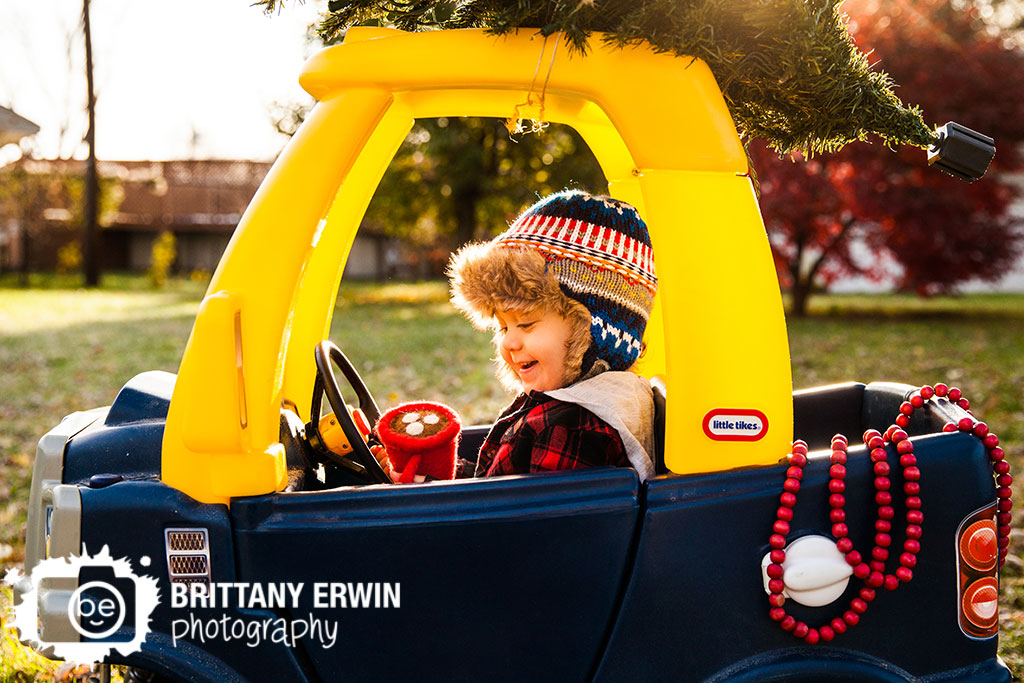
[161,28,793,505]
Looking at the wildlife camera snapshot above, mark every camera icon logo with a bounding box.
[4,545,160,662]
[69,565,137,641]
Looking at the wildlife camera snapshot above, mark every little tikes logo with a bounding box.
[703,409,769,441]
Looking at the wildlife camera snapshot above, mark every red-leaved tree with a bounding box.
[754,0,1024,316]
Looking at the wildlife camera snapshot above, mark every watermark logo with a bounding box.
[3,546,160,662]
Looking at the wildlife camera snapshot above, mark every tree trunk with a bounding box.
[790,276,812,318]
[82,0,101,287]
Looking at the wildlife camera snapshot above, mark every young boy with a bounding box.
[448,189,658,480]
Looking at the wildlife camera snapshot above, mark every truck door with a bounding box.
[230,467,638,683]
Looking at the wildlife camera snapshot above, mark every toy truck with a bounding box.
[17,28,1012,682]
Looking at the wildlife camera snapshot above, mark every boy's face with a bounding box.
[494,307,574,393]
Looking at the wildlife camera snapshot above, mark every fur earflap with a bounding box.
[448,244,592,391]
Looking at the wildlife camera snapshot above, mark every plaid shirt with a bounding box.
[470,392,628,477]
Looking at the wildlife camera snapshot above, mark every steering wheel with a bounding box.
[308,341,391,484]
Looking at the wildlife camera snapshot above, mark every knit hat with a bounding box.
[451,190,657,374]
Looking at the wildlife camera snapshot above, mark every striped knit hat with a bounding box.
[494,190,657,372]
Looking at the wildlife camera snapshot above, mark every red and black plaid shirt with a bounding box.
[471,392,628,477]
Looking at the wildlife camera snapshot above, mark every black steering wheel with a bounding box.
[308,341,391,484]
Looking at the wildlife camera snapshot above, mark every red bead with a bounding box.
[774,520,791,535]
[851,598,868,613]
[770,592,787,607]
[804,628,820,645]
[904,467,921,481]
[948,387,962,401]
[973,422,989,438]
[820,625,835,642]
[995,460,1010,475]
[1000,536,1011,549]
[897,440,914,455]
[904,539,920,554]
[875,479,891,493]
[934,383,948,397]
[853,563,870,579]
[768,579,786,593]
[906,496,921,509]
[958,417,975,432]
[895,414,910,429]
[784,478,801,493]
[997,486,1012,499]
[781,615,796,631]
[984,434,1000,449]
[767,563,785,579]
[846,551,862,566]
[879,506,895,520]
[900,401,914,416]
[787,466,804,480]
[885,426,898,442]
[832,434,849,447]
[875,519,892,533]
[777,506,794,521]
[896,567,913,583]
[891,429,909,443]
[884,574,900,591]
[770,607,787,621]
[910,395,925,408]
[869,437,885,451]
[872,547,889,562]
[900,552,917,567]
[907,524,923,539]
[837,538,854,553]
[792,441,809,455]
[875,533,892,547]
[871,448,888,462]
[876,491,893,506]
[863,429,882,443]
[990,447,1005,461]
[771,549,787,564]
[907,510,924,524]
[831,450,848,465]
[999,524,1012,538]
[998,512,1012,526]
[870,560,886,573]
[874,461,891,476]
[904,482,920,495]
[958,398,971,410]
[831,617,847,634]
[867,571,884,587]
[843,611,860,626]
[942,423,958,433]
[790,453,808,468]
[860,587,876,602]
[998,499,1013,512]
[770,534,787,548]
[830,509,847,522]
[829,479,846,494]
[998,474,1013,487]
[833,523,849,538]
[920,386,935,400]
[830,464,847,479]
[780,492,797,507]
[829,494,846,508]
[793,622,809,638]
[900,453,917,467]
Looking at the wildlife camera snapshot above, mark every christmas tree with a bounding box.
[261,0,939,155]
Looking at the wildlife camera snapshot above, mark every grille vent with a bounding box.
[165,528,211,590]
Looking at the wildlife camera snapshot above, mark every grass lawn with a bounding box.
[1,276,1023,677]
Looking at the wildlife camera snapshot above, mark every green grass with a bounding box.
[1,279,1023,678]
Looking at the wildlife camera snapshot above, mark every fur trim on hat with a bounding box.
[448,244,591,392]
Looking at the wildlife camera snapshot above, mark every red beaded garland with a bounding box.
[766,382,1013,645]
